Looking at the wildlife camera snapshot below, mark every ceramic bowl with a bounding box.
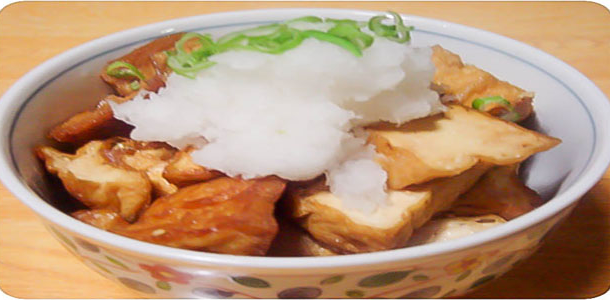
[1,9,609,299]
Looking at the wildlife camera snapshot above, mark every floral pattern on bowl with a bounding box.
[42,204,573,298]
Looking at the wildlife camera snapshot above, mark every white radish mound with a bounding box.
[111,38,442,214]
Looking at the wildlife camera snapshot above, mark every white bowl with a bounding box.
[1,8,609,298]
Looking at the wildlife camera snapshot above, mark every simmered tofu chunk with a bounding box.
[447,164,544,220]
[163,150,223,187]
[37,138,177,221]
[37,141,152,222]
[407,214,506,246]
[74,176,286,256]
[48,97,133,144]
[367,105,560,189]
[431,45,534,121]
[284,164,490,254]
[101,33,184,96]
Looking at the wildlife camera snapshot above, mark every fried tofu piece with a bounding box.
[50,34,184,144]
[284,164,490,254]
[37,141,152,222]
[267,216,337,257]
[367,105,560,189]
[37,138,178,221]
[101,33,184,96]
[49,97,133,144]
[407,214,506,246]
[431,45,534,121]
[163,150,222,187]
[103,138,178,197]
[446,165,544,220]
[74,176,287,256]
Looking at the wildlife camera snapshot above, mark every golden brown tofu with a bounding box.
[367,105,560,189]
[407,214,506,246]
[74,176,287,256]
[101,33,184,96]
[446,165,544,220]
[284,164,490,254]
[163,150,223,187]
[103,138,178,197]
[431,45,534,121]
[37,141,152,222]
[48,97,133,144]
[50,34,186,144]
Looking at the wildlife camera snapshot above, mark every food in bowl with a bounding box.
[35,12,560,257]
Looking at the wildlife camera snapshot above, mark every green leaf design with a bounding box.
[156,281,171,290]
[412,274,429,281]
[91,261,112,274]
[232,276,270,288]
[105,255,128,269]
[346,290,365,298]
[118,277,155,294]
[469,275,496,290]
[455,270,471,282]
[358,270,412,287]
[320,275,344,285]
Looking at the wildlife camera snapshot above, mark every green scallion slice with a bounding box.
[368,11,413,43]
[166,11,415,78]
[302,30,363,57]
[328,23,374,49]
[472,96,512,110]
[472,96,521,122]
[106,61,145,80]
[286,16,323,24]
[129,81,140,90]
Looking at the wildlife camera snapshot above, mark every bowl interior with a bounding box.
[4,10,608,264]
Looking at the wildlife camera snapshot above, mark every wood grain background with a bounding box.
[0,2,608,298]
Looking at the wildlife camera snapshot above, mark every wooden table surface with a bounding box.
[0,2,609,298]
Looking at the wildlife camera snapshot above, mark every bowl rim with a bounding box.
[1,8,609,270]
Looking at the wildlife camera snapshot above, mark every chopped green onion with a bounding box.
[302,30,363,57]
[472,96,521,122]
[286,16,323,23]
[368,11,413,43]
[166,54,216,79]
[328,23,374,50]
[325,18,365,28]
[166,12,415,78]
[247,26,304,54]
[472,96,511,110]
[106,61,145,80]
[129,81,140,90]
[166,33,218,79]
[217,24,281,45]
[175,32,217,59]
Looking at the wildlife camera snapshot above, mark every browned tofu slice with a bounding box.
[283,163,490,254]
[101,33,184,96]
[163,150,223,187]
[74,176,287,256]
[37,141,152,222]
[407,214,506,246]
[48,97,133,144]
[103,138,178,197]
[446,165,544,220]
[431,45,534,121]
[367,105,560,189]
[36,138,177,221]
